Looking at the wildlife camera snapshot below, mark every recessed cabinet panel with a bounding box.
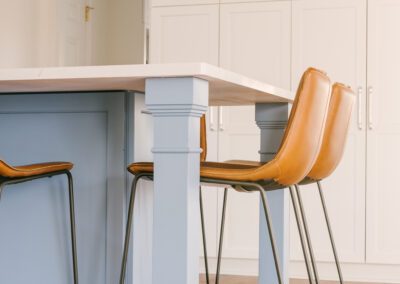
[218,1,291,260]
[220,1,291,87]
[150,5,219,65]
[291,0,366,263]
[366,0,400,264]
[216,105,261,259]
[0,92,127,284]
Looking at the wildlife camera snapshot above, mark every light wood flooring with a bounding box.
[199,275,381,284]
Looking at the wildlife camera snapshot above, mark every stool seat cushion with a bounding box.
[0,160,73,178]
[128,160,281,183]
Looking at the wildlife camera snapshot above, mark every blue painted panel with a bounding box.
[0,92,129,284]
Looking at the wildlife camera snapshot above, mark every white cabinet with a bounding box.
[220,1,291,87]
[366,0,400,265]
[291,0,400,280]
[218,0,291,261]
[150,5,219,65]
[291,0,367,264]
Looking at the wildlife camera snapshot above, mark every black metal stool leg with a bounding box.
[215,188,228,284]
[199,186,210,284]
[66,171,79,284]
[119,174,142,284]
[316,181,343,284]
[289,186,314,284]
[295,185,319,284]
[256,185,284,284]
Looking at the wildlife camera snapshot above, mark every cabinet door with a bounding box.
[218,1,291,261]
[150,5,219,65]
[292,0,367,264]
[366,0,400,264]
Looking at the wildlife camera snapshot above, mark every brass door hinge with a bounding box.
[85,5,94,22]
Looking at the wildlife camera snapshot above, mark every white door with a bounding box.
[218,1,291,268]
[366,0,400,264]
[58,0,90,66]
[291,0,367,266]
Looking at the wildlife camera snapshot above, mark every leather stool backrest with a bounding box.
[266,67,331,185]
[307,83,355,180]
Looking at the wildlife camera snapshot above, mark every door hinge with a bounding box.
[85,5,94,22]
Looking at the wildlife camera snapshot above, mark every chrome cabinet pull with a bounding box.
[368,86,374,130]
[357,87,363,130]
[219,107,224,131]
[209,107,215,131]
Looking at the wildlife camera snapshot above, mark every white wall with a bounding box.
[0,0,145,68]
[0,0,51,68]
[91,0,145,65]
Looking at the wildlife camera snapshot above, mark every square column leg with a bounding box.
[146,77,208,284]
[256,103,290,284]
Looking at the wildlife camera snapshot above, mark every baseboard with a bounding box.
[200,257,400,283]
[291,261,400,283]
[200,257,258,276]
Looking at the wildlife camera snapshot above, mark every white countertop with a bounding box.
[0,63,293,106]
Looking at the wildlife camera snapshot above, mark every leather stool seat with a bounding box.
[129,161,269,181]
[0,158,79,284]
[0,160,73,178]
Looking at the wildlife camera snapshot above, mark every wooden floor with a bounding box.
[200,275,257,284]
[199,275,375,284]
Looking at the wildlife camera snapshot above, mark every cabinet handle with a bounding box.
[368,86,374,130]
[357,87,363,130]
[209,107,215,131]
[219,106,224,131]
[145,28,150,64]
[141,109,152,115]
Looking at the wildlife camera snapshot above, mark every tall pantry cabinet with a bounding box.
[290,0,367,265]
[149,0,400,282]
[218,1,291,266]
[366,0,400,266]
[291,0,400,282]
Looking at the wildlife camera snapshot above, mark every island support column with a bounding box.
[256,103,290,284]
[145,77,208,284]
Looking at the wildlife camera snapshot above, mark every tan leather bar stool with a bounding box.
[0,160,79,284]
[218,82,355,284]
[293,83,355,284]
[119,115,209,284]
[128,67,332,284]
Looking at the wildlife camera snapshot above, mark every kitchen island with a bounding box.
[0,63,293,284]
